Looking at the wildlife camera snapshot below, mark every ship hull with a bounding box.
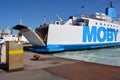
[31,42,120,53]
[31,24,120,53]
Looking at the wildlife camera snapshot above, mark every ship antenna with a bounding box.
[11,28,13,35]
[20,18,23,25]
[81,5,85,16]
[110,2,113,8]
[43,16,46,23]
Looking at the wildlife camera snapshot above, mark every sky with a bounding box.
[0,0,120,30]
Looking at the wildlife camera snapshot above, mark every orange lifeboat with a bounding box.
[1,32,9,35]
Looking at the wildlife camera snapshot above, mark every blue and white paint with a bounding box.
[14,2,120,53]
[83,26,118,42]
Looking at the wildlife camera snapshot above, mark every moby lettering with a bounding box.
[83,26,118,42]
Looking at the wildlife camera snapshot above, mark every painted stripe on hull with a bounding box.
[30,42,120,53]
[61,43,120,50]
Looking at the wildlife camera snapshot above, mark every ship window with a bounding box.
[104,24,106,26]
[55,21,60,25]
[107,24,109,26]
[95,22,97,25]
[100,23,102,25]
[73,19,89,26]
[0,37,3,39]
[12,35,15,37]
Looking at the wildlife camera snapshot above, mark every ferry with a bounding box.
[13,2,120,52]
[0,27,29,44]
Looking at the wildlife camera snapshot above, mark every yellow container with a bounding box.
[6,41,24,71]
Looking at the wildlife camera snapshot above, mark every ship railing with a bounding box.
[110,18,120,24]
[75,14,90,19]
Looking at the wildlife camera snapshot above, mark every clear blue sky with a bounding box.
[0,0,120,30]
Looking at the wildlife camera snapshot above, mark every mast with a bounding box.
[110,2,113,8]
[20,18,23,25]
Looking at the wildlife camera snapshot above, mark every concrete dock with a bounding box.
[0,51,120,80]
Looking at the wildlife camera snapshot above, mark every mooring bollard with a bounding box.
[6,41,24,72]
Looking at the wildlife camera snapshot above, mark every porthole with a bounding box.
[95,22,97,25]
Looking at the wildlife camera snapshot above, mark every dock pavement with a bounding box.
[0,51,120,80]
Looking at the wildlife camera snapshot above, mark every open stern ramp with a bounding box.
[13,25,46,46]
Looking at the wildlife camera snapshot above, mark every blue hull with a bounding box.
[30,42,120,53]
